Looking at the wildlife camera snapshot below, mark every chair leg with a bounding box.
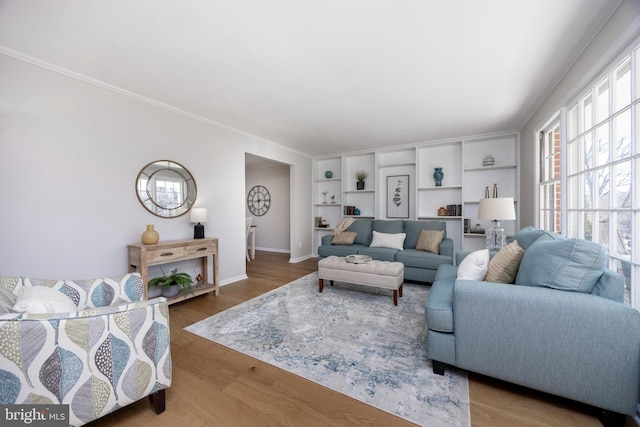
[597,409,627,427]
[149,389,166,414]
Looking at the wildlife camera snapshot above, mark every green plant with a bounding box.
[356,170,368,182]
[148,268,193,296]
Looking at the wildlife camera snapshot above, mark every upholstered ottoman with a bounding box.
[317,255,404,305]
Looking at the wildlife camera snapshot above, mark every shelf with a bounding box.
[379,161,416,168]
[314,203,341,207]
[418,186,462,191]
[315,177,342,182]
[464,164,517,172]
[419,216,462,220]
[344,189,375,193]
[314,227,334,231]
[165,282,216,305]
[344,215,374,219]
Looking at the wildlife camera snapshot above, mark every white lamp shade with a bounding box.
[477,197,516,220]
[190,207,208,224]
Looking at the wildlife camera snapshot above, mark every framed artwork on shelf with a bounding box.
[387,175,409,218]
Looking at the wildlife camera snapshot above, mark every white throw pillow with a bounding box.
[13,286,76,314]
[456,249,490,280]
[369,231,406,251]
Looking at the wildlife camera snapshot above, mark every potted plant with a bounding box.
[148,268,193,298]
[356,170,368,190]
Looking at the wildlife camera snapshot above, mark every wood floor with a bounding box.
[90,252,634,427]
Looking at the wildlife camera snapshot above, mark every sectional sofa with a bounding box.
[317,219,453,283]
[425,226,640,426]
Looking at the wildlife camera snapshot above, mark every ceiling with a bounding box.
[0,0,622,157]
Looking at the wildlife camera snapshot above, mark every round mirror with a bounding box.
[135,160,197,218]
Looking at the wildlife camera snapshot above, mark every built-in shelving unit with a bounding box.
[312,132,519,256]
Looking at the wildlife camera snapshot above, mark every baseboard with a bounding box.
[289,254,314,263]
[220,274,247,286]
[253,246,290,254]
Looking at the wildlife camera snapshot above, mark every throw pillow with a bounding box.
[416,229,445,254]
[331,231,358,245]
[456,249,490,281]
[369,231,406,250]
[515,238,606,293]
[484,240,524,283]
[13,286,77,314]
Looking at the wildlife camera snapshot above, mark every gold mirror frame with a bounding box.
[135,160,197,218]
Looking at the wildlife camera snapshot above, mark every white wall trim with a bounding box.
[220,274,248,286]
[289,254,314,263]
[0,45,311,160]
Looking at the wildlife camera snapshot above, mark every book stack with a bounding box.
[445,204,462,216]
[344,205,358,215]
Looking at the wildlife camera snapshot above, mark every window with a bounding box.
[539,44,639,307]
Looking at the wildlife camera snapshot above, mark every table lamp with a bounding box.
[477,197,516,250]
[190,207,208,239]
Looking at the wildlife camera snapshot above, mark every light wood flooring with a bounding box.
[90,252,634,427]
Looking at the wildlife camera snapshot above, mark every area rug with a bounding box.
[185,272,470,426]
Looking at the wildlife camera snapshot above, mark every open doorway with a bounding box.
[245,153,291,261]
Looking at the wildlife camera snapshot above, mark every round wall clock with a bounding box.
[247,185,271,216]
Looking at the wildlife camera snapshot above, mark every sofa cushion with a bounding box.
[318,244,366,258]
[346,219,373,246]
[484,240,524,283]
[331,231,357,245]
[509,226,563,250]
[13,286,77,314]
[403,220,446,249]
[515,238,606,293]
[416,229,445,254]
[357,246,399,262]
[396,249,452,270]
[456,249,489,280]
[373,219,404,234]
[370,230,406,250]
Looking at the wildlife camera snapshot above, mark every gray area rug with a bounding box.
[185,272,470,426]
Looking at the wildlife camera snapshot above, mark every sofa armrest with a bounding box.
[0,297,172,425]
[439,238,454,257]
[321,234,333,246]
[453,280,640,415]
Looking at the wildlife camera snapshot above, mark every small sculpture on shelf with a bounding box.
[330,195,336,203]
[433,167,444,186]
[322,191,327,204]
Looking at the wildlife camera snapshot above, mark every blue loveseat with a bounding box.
[425,227,640,426]
[317,219,453,283]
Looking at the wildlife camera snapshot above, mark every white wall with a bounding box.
[519,0,640,227]
[245,162,291,252]
[0,53,313,283]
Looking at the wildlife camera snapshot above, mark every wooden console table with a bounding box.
[128,237,219,304]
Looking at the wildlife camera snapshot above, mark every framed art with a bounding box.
[387,175,409,218]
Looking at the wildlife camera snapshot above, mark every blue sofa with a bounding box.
[317,219,453,283]
[425,227,640,425]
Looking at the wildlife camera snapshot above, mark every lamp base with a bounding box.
[485,220,506,251]
[194,223,204,239]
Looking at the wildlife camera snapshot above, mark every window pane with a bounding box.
[596,123,610,166]
[613,57,631,112]
[613,109,631,160]
[597,167,610,209]
[596,78,609,123]
[611,259,632,306]
[568,210,579,237]
[583,171,593,209]
[568,104,578,140]
[583,132,593,170]
[568,175,579,207]
[596,211,610,251]
[568,139,579,175]
[614,161,631,208]
[581,92,592,131]
[636,46,640,99]
[584,211,593,241]
[613,211,632,258]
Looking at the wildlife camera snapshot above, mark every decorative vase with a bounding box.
[438,207,447,216]
[161,285,180,298]
[354,208,361,216]
[141,224,159,245]
[356,181,365,190]
[483,155,495,167]
[433,167,444,187]
[493,183,498,198]
[148,286,163,298]
[485,186,490,198]
[325,170,333,179]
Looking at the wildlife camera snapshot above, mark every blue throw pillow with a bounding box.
[346,219,373,246]
[508,226,562,250]
[515,238,606,294]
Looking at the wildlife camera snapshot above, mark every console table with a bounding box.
[128,237,219,304]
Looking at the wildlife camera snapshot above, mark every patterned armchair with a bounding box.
[0,273,172,426]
